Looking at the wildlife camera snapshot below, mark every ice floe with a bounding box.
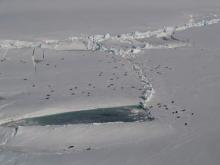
[0,15,219,119]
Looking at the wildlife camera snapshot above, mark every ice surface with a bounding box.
[1,0,220,165]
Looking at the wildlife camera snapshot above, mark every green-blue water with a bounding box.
[7,105,149,126]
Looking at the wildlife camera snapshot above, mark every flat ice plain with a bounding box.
[0,0,220,165]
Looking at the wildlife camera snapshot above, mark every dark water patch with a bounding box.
[0,96,5,101]
[5,105,150,127]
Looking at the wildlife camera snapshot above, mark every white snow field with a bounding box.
[1,0,220,165]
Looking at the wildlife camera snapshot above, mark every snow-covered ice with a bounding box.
[1,0,220,165]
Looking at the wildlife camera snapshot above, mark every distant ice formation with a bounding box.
[0,15,219,52]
